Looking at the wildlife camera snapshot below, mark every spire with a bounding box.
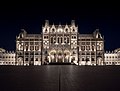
[58,22,62,28]
[71,20,75,26]
[45,20,49,26]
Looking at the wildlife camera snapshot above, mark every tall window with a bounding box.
[64,37,67,43]
[67,37,69,43]
[58,37,60,43]
[51,37,53,43]
[35,46,39,50]
[31,58,34,61]
[52,29,55,32]
[92,45,94,51]
[91,58,95,61]
[30,46,34,51]
[61,37,62,43]
[26,46,28,51]
[54,37,56,43]
[86,46,90,50]
[25,58,28,61]
[81,46,85,51]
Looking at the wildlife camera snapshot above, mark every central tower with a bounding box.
[42,20,78,64]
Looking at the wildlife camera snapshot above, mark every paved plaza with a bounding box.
[0,65,120,91]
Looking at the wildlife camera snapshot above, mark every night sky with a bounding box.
[0,2,119,52]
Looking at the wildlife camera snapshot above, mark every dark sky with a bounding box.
[0,2,120,51]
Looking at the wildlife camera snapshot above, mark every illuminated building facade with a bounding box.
[16,20,104,66]
[104,48,120,65]
[0,48,15,65]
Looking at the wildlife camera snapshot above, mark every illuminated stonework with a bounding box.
[104,48,120,65]
[16,20,104,66]
[0,48,15,65]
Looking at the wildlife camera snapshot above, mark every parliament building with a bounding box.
[15,20,104,66]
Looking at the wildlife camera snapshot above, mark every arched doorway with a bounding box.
[64,50,70,63]
[57,51,63,63]
[49,50,56,63]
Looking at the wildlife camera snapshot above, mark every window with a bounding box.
[45,29,47,32]
[51,37,53,43]
[35,52,39,55]
[74,36,76,39]
[58,37,60,43]
[35,42,39,45]
[81,42,85,45]
[92,46,94,51]
[67,37,69,43]
[81,39,85,41]
[64,37,67,43]
[81,46,85,51]
[35,46,39,50]
[54,37,56,43]
[86,58,89,61]
[86,53,90,55]
[35,58,38,61]
[72,36,74,39]
[44,36,48,39]
[73,51,76,54]
[86,42,90,45]
[25,58,28,61]
[82,58,84,61]
[30,46,34,51]
[31,58,34,61]
[86,46,90,50]
[65,28,68,32]
[73,29,75,32]
[25,52,29,55]
[61,37,62,43]
[82,53,85,55]
[30,42,34,45]
[30,52,34,55]
[91,52,95,55]
[86,39,90,41]
[52,29,55,32]
[25,45,28,51]
[91,58,95,61]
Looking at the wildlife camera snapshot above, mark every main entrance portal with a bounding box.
[48,50,71,64]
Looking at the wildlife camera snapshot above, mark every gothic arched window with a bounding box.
[61,37,62,43]
[51,37,53,43]
[58,37,60,43]
[67,37,69,43]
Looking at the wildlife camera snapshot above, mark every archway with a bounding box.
[49,50,56,63]
[57,50,63,63]
[64,50,70,63]
[97,57,103,65]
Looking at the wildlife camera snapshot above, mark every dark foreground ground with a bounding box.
[0,65,120,91]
